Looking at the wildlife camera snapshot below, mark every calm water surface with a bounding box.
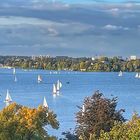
[0,68,140,137]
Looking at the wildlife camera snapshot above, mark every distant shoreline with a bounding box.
[0,55,139,72]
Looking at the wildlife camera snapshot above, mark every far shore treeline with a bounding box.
[0,55,140,72]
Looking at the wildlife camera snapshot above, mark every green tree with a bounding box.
[99,113,140,140]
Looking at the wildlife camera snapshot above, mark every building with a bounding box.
[130,55,137,60]
[31,55,50,60]
[91,57,95,61]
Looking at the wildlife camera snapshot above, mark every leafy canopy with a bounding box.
[0,103,59,140]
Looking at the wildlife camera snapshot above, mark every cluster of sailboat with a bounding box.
[4,68,63,107]
[52,80,62,97]
[13,69,63,96]
[37,75,63,97]
[4,89,49,109]
[118,71,140,79]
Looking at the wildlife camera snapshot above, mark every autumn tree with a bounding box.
[99,113,140,140]
[0,103,59,140]
[75,91,125,139]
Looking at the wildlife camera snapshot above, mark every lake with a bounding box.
[0,68,140,138]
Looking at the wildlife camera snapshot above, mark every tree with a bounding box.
[61,131,79,140]
[0,103,59,140]
[99,113,140,140]
[75,91,125,139]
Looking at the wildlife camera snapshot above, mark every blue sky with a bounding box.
[0,0,139,57]
[54,0,140,4]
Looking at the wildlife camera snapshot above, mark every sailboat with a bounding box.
[52,84,57,96]
[4,90,12,103]
[56,80,62,94]
[13,68,16,75]
[118,71,123,77]
[138,73,140,79]
[43,97,48,108]
[135,73,139,78]
[37,75,42,83]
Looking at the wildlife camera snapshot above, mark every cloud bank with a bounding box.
[0,1,139,57]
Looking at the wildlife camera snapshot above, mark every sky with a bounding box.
[56,0,140,4]
[0,0,140,57]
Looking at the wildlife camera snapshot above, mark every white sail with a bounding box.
[138,73,140,78]
[53,84,57,94]
[13,68,16,75]
[59,81,62,88]
[5,90,12,103]
[43,97,48,108]
[38,75,42,83]
[135,73,139,78]
[118,71,123,77]
[56,80,62,91]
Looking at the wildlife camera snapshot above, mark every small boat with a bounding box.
[38,75,42,83]
[4,90,12,103]
[118,71,123,77]
[66,81,70,84]
[13,68,16,75]
[43,97,48,108]
[52,84,57,96]
[135,73,139,78]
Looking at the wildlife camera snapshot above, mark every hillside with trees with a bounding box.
[0,56,140,72]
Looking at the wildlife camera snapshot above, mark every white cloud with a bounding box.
[124,3,134,8]
[103,25,122,30]
[123,27,129,30]
[48,27,59,36]
[103,24,131,31]
[109,8,119,12]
